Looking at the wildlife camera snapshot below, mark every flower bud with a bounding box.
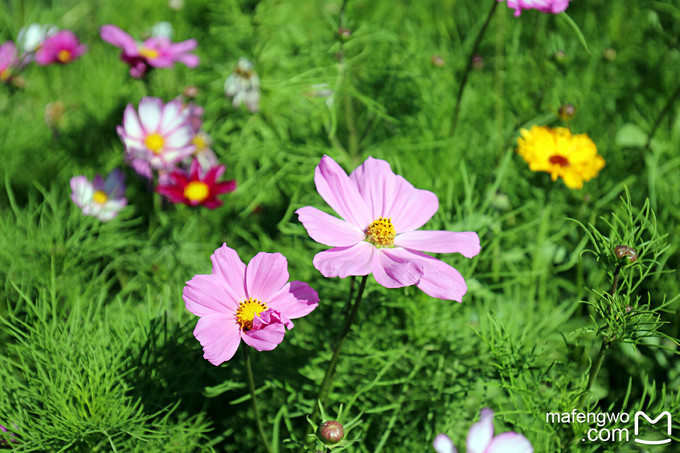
[558,104,576,121]
[553,50,567,64]
[430,55,445,67]
[614,245,637,263]
[604,48,617,61]
[183,85,199,99]
[338,27,351,39]
[318,420,344,444]
[472,54,484,70]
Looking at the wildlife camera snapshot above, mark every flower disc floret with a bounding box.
[236,298,268,330]
[156,159,236,209]
[70,169,127,222]
[365,217,395,247]
[183,181,210,202]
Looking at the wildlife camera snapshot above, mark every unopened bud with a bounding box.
[183,86,199,99]
[472,54,484,70]
[338,27,351,39]
[554,50,567,64]
[318,420,344,444]
[430,55,445,67]
[558,104,576,121]
[45,101,66,128]
[614,245,637,263]
[604,48,617,61]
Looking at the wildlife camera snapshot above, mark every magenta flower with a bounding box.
[296,156,480,301]
[156,158,236,209]
[35,30,86,65]
[0,42,18,83]
[498,0,570,16]
[117,97,195,178]
[100,24,199,78]
[70,169,127,221]
[183,244,320,365]
[434,409,533,453]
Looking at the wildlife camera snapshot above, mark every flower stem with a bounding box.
[645,79,680,150]
[450,0,498,136]
[243,347,273,453]
[586,339,609,393]
[310,274,369,425]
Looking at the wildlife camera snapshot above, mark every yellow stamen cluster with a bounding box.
[183,181,210,202]
[236,298,268,330]
[139,47,159,59]
[145,133,165,154]
[92,190,108,204]
[57,49,72,63]
[517,126,605,190]
[192,134,207,151]
[365,217,396,247]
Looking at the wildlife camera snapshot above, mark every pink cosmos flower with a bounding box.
[296,156,480,301]
[183,244,320,365]
[100,24,199,78]
[117,97,195,178]
[498,0,570,16]
[156,158,236,208]
[70,169,127,221]
[35,30,86,65]
[433,409,533,453]
[0,42,18,83]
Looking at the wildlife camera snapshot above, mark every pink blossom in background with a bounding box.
[183,244,319,365]
[117,97,195,178]
[35,30,86,65]
[0,42,18,82]
[156,158,235,208]
[100,24,199,78]
[498,0,571,16]
[433,409,533,453]
[296,155,480,301]
[70,169,127,221]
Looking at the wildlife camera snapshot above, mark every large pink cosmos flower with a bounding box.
[100,25,199,78]
[296,156,480,301]
[498,0,570,16]
[433,409,533,453]
[0,42,18,83]
[117,97,195,178]
[183,244,320,365]
[35,30,86,65]
[156,158,236,209]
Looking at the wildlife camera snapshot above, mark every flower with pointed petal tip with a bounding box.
[70,169,127,221]
[117,97,195,178]
[224,57,260,113]
[156,158,236,208]
[517,125,604,189]
[183,244,319,365]
[296,155,480,301]
[17,23,58,54]
[0,42,18,83]
[434,409,533,453]
[35,30,86,65]
[498,0,571,16]
[100,24,199,78]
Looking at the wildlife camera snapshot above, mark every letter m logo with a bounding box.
[634,411,672,445]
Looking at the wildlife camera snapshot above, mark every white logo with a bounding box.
[634,411,672,445]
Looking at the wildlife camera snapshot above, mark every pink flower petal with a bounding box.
[183,274,239,317]
[314,155,372,229]
[295,206,365,247]
[241,322,286,351]
[312,241,376,278]
[433,434,458,453]
[394,230,481,258]
[467,408,495,453]
[373,249,424,288]
[245,252,289,301]
[486,432,533,453]
[268,281,319,319]
[123,104,144,138]
[210,244,247,303]
[100,25,138,55]
[193,314,241,365]
[138,97,163,133]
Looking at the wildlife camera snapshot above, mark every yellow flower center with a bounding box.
[549,155,569,167]
[145,133,165,154]
[0,69,10,81]
[184,181,210,202]
[92,190,108,204]
[57,49,72,63]
[192,134,207,151]
[139,47,159,59]
[235,66,253,79]
[365,217,396,247]
[236,298,268,330]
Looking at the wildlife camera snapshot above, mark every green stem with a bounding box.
[243,347,273,453]
[645,79,680,150]
[585,339,608,393]
[310,275,369,425]
[450,0,498,136]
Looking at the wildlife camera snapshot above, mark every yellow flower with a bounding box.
[517,126,605,189]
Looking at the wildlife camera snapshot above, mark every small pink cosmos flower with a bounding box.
[498,0,570,16]
[34,30,86,65]
[156,158,236,208]
[117,97,195,178]
[0,42,18,83]
[70,169,127,221]
[433,409,533,453]
[296,156,480,301]
[100,24,199,78]
[183,244,320,365]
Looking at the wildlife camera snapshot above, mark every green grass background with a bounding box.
[1,0,679,451]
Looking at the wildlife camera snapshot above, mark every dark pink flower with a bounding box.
[156,159,236,209]
[34,30,86,65]
[100,25,199,78]
[0,41,18,82]
[498,0,571,16]
[296,156,480,301]
[183,244,319,365]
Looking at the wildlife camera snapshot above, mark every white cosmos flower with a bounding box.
[17,23,58,53]
[70,169,127,222]
[224,57,260,113]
